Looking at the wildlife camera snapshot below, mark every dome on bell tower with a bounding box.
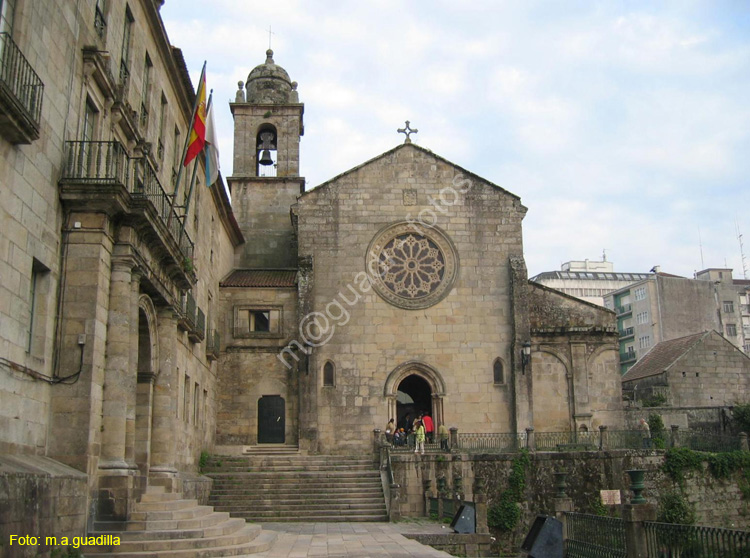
[245,49,297,104]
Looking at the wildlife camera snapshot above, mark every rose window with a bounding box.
[378,234,445,298]
[366,222,458,310]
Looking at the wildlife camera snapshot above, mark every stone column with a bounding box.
[599,425,608,451]
[100,260,136,468]
[149,308,180,490]
[124,270,142,466]
[449,426,459,451]
[622,503,656,558]
[526,427,535,451]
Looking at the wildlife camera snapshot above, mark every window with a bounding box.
[249,311,270,332]
[493,358,504,384]
[723,301,735,313]
[636,311,649,325]
[94,0,107,38]
[172,125,181,188]
[81,98,99,170]
[157,93,167,159]
[119,7,133,90]
[193,382,199,425]
[140,54,152,129]
[638,336,651,349]
[726,324,737,337]
[323,361,335,386]
[203,389,208,425]
[634,287,647,301]
[183,374,190,423]
[233,306,282,337]
[0,0,15,34]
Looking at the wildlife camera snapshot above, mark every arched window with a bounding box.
[256,124,277,177]
[493,358,504,385]
[323,361,335,387]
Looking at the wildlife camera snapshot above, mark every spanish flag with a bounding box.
[184,62,207,166]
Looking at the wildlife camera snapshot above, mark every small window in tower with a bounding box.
[233,305,282,338]
[493,358,505,385]
[323,361,335,387]
[256,125,277,177]
[250,310,270,332]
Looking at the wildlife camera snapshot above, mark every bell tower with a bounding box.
[229,49,304,268]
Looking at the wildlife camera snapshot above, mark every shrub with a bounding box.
[733,403,750,434]
[657,491,696,525]
[488,495,521,531]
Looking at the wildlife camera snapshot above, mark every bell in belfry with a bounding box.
[258,149,274,166]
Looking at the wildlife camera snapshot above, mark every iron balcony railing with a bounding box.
[0,32,44,128]
[456,432,526,453]
[62,140,194,267]
[645,521,750,557]
[183,293,196,329]
[618,326,634,338]
[536,430,600,451]
[564,513,626,558]
[620,351,637,363]
[206,329,220,357]
[118,59,130,98]
[616,303,632,315]
[195,308,206,339]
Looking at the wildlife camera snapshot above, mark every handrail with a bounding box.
[0,32,44,126]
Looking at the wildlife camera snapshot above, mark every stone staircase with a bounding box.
[204,451,388,522]
[84,486,277,558]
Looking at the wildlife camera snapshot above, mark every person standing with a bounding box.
[422,412,434,443]
[438,423,449,451]
[639,418,651,449]
[414,419,426,455]
[385,418,395,444]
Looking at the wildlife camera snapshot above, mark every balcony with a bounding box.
[618,327,634,339]
[206,329,220,361]
[620,351,637,364]
[59,140,195,287]
[616,303,632,315]
[0,32,44,144]
[94,5,107,38]
[189,307,206,343]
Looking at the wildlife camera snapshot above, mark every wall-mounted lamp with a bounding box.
[521,341,531,374]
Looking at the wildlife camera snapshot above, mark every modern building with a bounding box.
[530,259,650,306]
[604,269,750,374]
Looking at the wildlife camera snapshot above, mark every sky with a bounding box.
[161,1,750,279]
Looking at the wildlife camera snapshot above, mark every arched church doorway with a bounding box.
[396,375,432,431]
[258,395,285,444]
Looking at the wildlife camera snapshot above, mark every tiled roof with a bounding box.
[621,331,710,383]
[220,269,297,288]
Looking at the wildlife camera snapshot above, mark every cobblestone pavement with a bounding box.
[252,520,459,558]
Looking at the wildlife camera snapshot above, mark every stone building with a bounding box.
[216,51,625,456]
[621,330,750,409]
[604,269,750,374]
[1,0,240,546]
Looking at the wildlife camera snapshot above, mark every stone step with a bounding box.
[210,478,382,487]
[139,491,185,503]
[87,524,261,553]
[84,529,277,558]
[129,505,214,522]
[98,511,232,532]
[202,464,375,473]
[231,511,388,522]
[135,499,200,512]
[207,470,381,479]
[209,488,383,498]
[98,518,248,541]
[216,502,387,513]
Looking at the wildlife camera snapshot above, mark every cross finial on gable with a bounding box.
[397,120,418,143]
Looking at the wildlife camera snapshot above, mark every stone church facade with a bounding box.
[216,51,624,456]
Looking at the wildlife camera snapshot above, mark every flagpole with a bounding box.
[170,60,206,224]
[205,90,214,187]
[179,155,200,246]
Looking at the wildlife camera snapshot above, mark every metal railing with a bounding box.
[0,32,44,126]
[61,140,194,266]
[618,327,634,337]
[617,303,632,315]
[196,308,206,338]
[620,351,637,363]
[457,432,526,452]
[536,430,600,451]
[118,60,130,98]
[645,521,750,557]
[565,513,626,558]
[184,293,196,328]
[673,430,740,453]
[206,329,220,356]
[94,5,107,38]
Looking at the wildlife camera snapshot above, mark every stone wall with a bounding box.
[391,449,750,553]
[296,144,528,454]
[0,456,88,558]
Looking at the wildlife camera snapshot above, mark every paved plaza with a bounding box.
[253,521,462,558]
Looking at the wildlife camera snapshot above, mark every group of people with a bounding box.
[385,412,450,453]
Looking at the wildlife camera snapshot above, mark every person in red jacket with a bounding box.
[422,412,434,444]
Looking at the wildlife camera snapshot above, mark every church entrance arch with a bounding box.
[385,361,446,431]
[258,395,285,444]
